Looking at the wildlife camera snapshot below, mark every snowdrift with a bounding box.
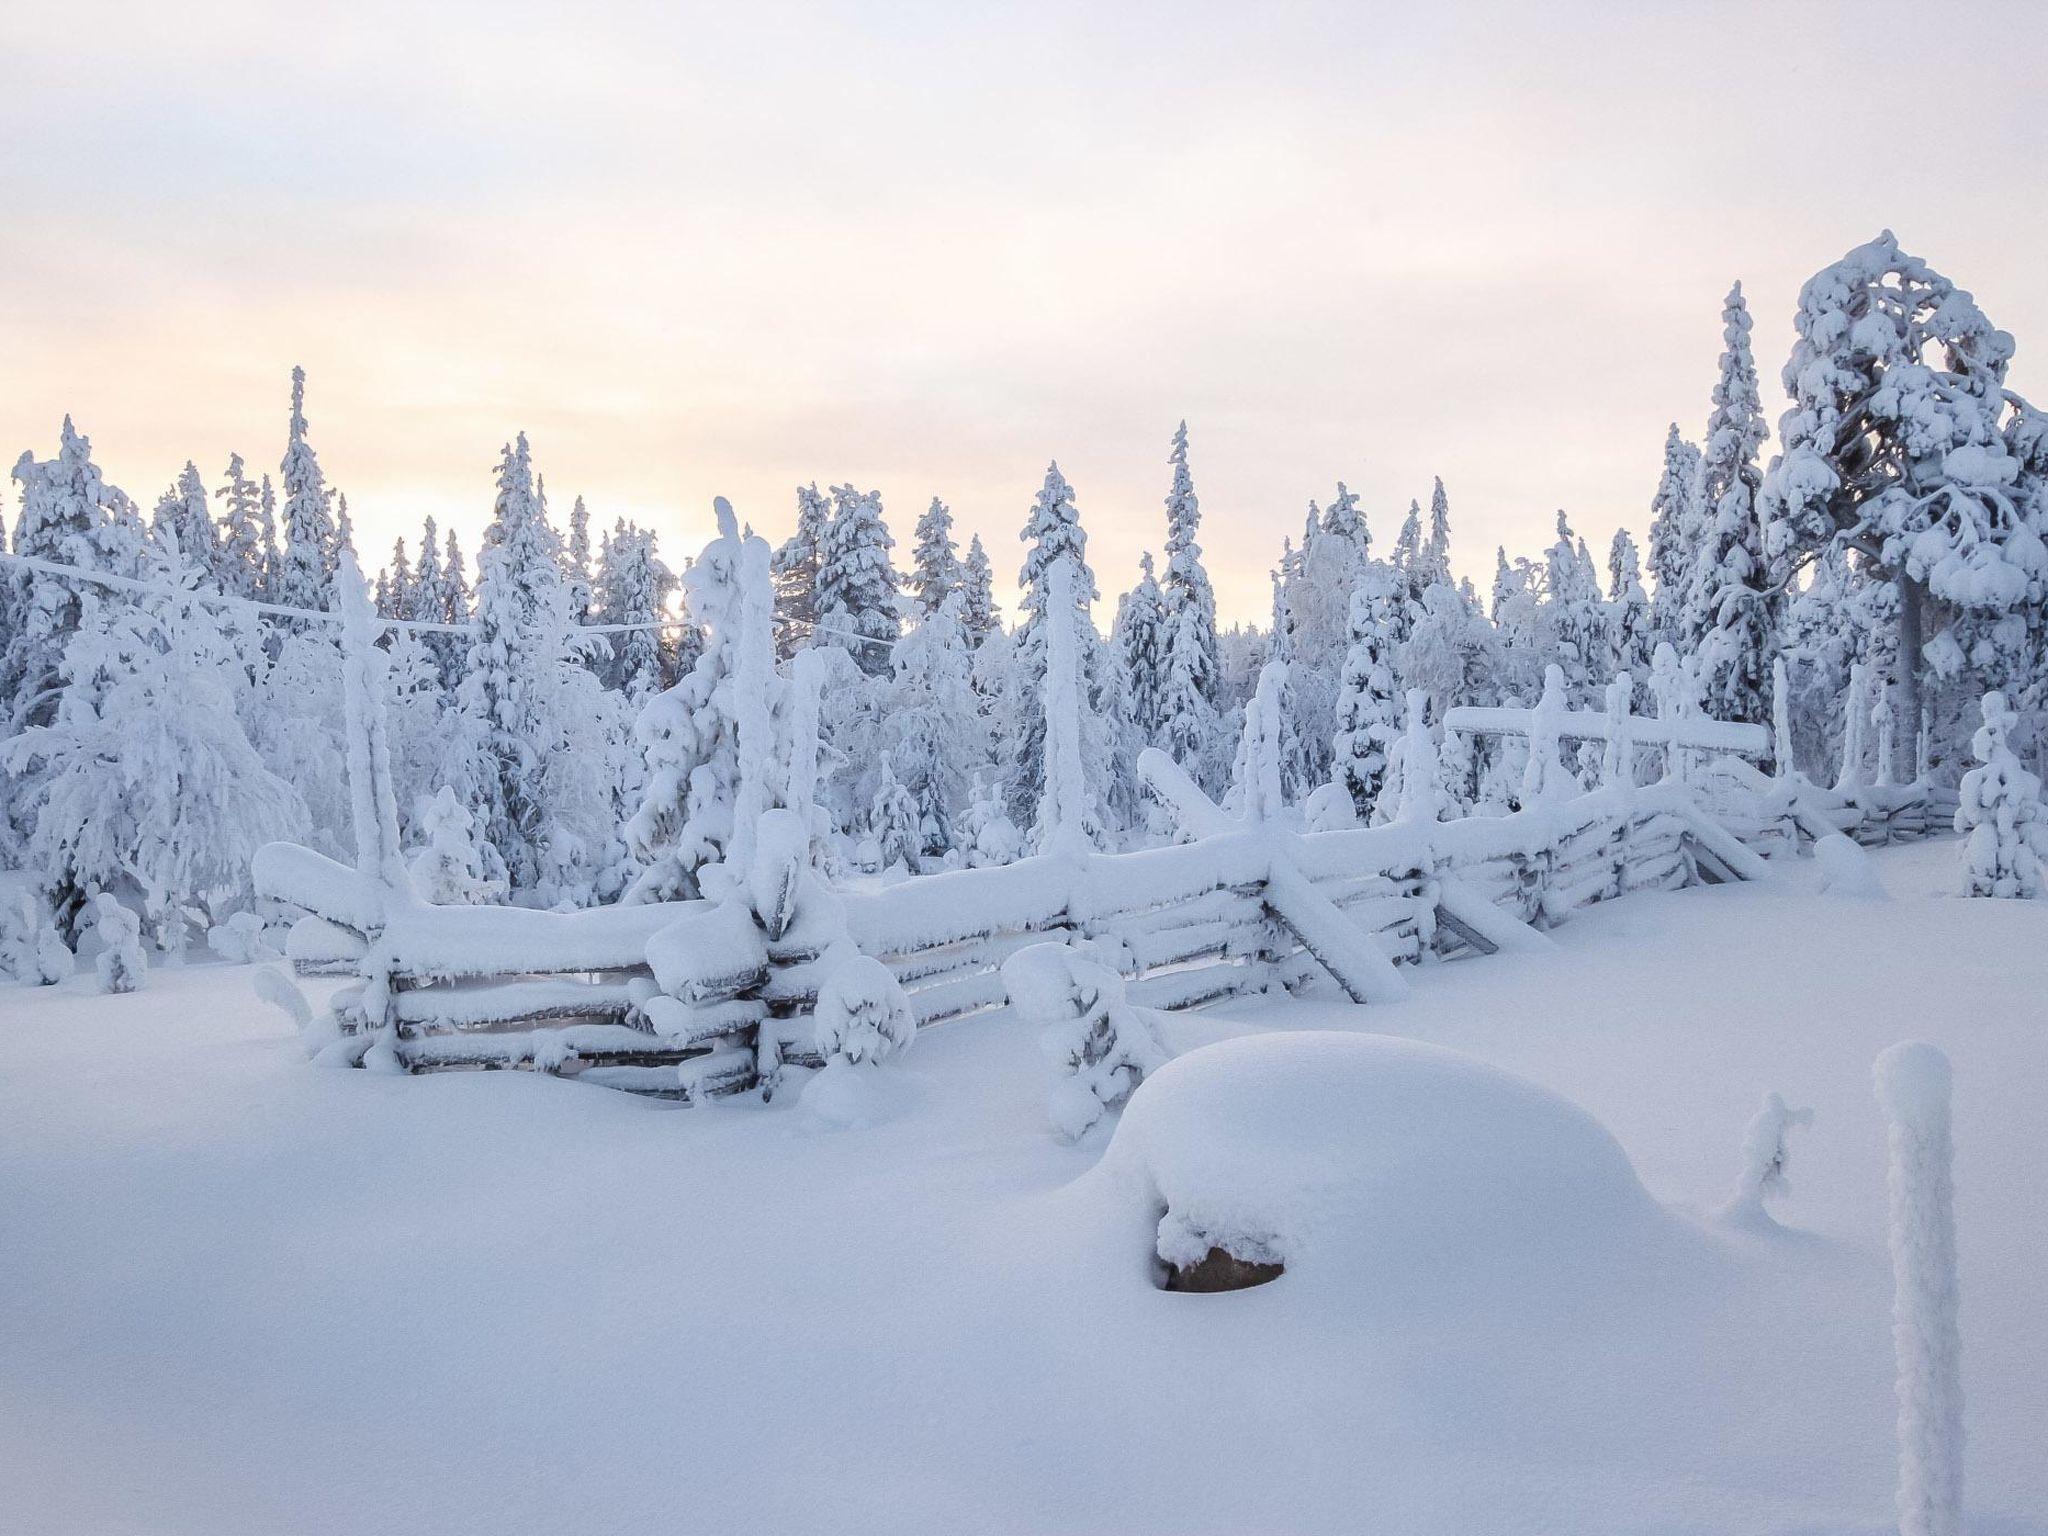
[1080,1032,1705,1303]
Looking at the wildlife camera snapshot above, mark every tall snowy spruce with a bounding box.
[815,484,901,675]
[909,496,962,616]
[274,367,339,615]
[4,419,122,743]
[1159,423,1223,782]
[885,592,981,862]
[1646,424,1704,649]
[772,482,832,654]
[1955,690,2048,898]
[1009,463,1116,834]
[1541,510,1607,704]
[1760,232,2048,779]
[1606,528,1654,695]
[957,533,1001,644]
[151,462,221,579]
[1112,552,1169,748]
[564,494,594,622]
[1687,282,1778,725]
[213,454,267,600]
[1330,562,1402,819]
[594,520,674,701]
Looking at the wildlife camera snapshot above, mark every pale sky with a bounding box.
[3,0,2044,624]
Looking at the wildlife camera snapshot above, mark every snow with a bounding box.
[2,836,2046,1534]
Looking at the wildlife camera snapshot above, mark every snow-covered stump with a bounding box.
[1874,1042,1965,1536]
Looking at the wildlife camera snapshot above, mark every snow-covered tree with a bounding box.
[957,532,1001,645]
[909,496,961,616]
[1760,232,2048,779]
[1521,664,1574,806]
[151,462,221,581]
[1159,422,1222,747]
[407,785,507,904]
[1002,938,1169,1142]
[4,544,302,941]
[1009,463,1115,834]
[1113,552,1169,748]
[1646,424,1704,648]
[4,418,123,740]
[1031,555,1105,852]
[2,895,70,985]
[1688,282,1779,725]
[213,453,267,600]
[811,942,917,1067]
[1379,689,1444,826]
[961,773,1024,867]
[1720,1091,1815,1229]
[383,536,413,620]
[816,484,900,675]
[458,434,576,891]
[1541,510,1607,703]
[1330,563,1401,818]
[273,367,339,614]
[594,519,674,701]
[1605,528,1654,695]
[1419,477,1453,589]
[885,593,981,861]
[90,893,144,995]
[564,494,593,622]
[866,756,922,874]
[1955,690,2048,897]
[772,482,832,654]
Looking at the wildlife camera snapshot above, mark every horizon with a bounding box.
[4,1,2044,623]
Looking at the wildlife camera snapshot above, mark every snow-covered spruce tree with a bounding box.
[816,484,901,676]
[812,941,917,1067]
[3,895,71,985]
[151,462,221,582]
[1379,689,1444,826]
[91,893,145,995]
[3,418,123,739]
[957,532,1001,644]
[1646,424,1705,650]
[1686,282,1780,726]
[564,494,593,623]
[1031,555,1107,852]
[961,773,1024,867]
[214,453,268,601]
[1113,552,1169,748]
[273,367,339,615]
[458,434,575,892]
[1872,1040,1964,1536]
[1330,563,1401,818]
[383,536,413,620]
[1760,232,2048,781]
[1521,664,1574,806]
[256,475,279,600]
[1320,481,1370,562]
[1224,659,1288,825]
[625,501,780,902]
[1158,423,1222,773]
[594,519,674,701]
[772,482,832,655]
[1420,477,1454,589]
[1002,938,1169,1142]
[885,592,981,861]
[407,785,507,904]
[1541,510,1606,704]
[334,492,356,566]
[866,756,922,874]
[909,495,961,616]
[1606,528,1654,698]
[4,544,302,944]
[1009,463,1116,834]
[1955,690,2048,898]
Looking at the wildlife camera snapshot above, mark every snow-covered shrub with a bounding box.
[961,776,1023,867]
[811,942,916,1067]
[90,893,145,995]
[1002,939,1169,1142]
[1954,690,2048,898]
[1718,1091,1814,1229]
[1814,833,1888,899]
[867,759,922,875]
[1873,1041,1964,1536]
[3,895,71,985]
[407,786,509,905]
[205,911,282,964]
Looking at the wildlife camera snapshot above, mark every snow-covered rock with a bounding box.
[1814,832,1889,899]
[1085,1032,1683,1295]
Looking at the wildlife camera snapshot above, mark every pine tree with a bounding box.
[957,532,1001,644]
[458,434,573,890]
[772,482,831,654]
[1113,552,1169,747]
[213,454,266,600]
[1419,477,1453,589]
[4,418,122,739]
[564,494,593,622]
[256,475,279,600]
[886,593,981,861]
[151,461,222,582]
[1646,424,1704,648]
[1330,562,1402,818]
[909,496,962,616]
[1010,462,1116,833]
[274,367,338,614]
[1319,481,1370,562]
[867,757,922,873]
[1605,527,1654,696]
[385,536,413,620]
[595,519,674,701]
[1541,510,1606,703]
[1956,690,2048,897]
[816,484,901,675]
[1689,281,1778,725]
[1158,423,1223,783]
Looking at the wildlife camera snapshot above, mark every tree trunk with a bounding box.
[1895,573,1925,784]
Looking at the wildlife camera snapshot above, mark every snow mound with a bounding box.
[1089,1032,1686,1298]
[1815,832,1889,899]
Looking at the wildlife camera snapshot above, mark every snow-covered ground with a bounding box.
[2,835,2044,1536]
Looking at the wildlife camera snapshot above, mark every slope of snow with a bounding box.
[0,834,2043,1536]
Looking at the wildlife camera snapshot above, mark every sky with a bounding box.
[2,0,2044,625]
